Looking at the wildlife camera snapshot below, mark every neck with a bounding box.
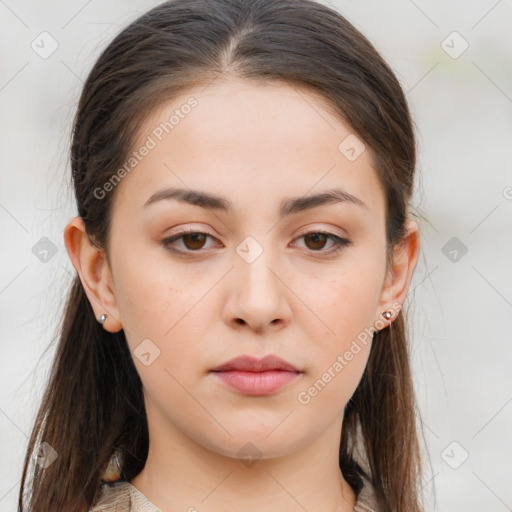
[130,405,356,512]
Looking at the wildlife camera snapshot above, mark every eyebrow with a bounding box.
[143,187,367,217]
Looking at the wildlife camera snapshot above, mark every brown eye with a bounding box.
[303,232,329,250]
[181,233,208,250]
[162,229,351,258]
[294,231,352,256]
[162,230,217,255]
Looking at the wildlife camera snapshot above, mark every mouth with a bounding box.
[210,354,303,396]
[212,369,301,395]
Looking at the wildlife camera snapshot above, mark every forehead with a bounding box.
[138,78,358,158]
[112,77,385,219]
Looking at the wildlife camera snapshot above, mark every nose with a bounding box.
[222,245,292,333]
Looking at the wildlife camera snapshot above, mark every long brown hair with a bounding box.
[19,0,426,510]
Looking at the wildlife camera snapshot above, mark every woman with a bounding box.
[18,0,426,510]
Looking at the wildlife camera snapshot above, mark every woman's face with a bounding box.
[74,78,417,460]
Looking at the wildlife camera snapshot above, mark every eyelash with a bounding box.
[162,228,352,258]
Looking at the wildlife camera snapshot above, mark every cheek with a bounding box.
[291,252,384,397]
[113,253,216,377]
[112,239,198,334]
[293,256,385,342]
[295,272,377,414]
[296,344,370,416]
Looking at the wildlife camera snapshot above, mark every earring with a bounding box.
[101,449,123,483]
[382,310,392,320]
[97,313,108,325]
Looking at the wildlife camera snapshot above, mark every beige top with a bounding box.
[89,475,379,511]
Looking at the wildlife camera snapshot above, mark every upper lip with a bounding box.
[211,354,300,373]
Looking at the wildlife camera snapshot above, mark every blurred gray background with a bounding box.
[1,1,511,510]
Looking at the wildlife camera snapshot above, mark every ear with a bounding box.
[63,216,123,333]
[376,218,420,326]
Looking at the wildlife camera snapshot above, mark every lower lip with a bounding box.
[212,370,301,395]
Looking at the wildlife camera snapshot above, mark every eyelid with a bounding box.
[291,229,352,255]
[162,227,220,256]
[162,227,352,257]
[294,224,349,240]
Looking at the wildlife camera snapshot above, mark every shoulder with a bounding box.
[89,475,377,512]
[89,480,131,511]
[353,473,379,512]
[89,480,162,512]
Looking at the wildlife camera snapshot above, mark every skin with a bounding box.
[65,77,419,512]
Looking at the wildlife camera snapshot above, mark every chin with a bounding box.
[193,427,310,463]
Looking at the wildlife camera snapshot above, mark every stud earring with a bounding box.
[382,310,392,320]
[97,313,108,325]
